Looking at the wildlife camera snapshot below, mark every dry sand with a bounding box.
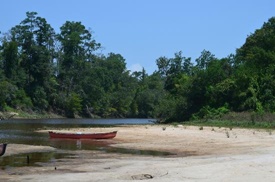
[1,125,275,181]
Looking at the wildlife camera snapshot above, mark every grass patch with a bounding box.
[181,119,275,129]
[1,109,64,119]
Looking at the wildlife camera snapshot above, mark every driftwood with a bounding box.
[131,174,153,180]
[149,118,164,124]
[85,105,95,118]
[0,112,17,120]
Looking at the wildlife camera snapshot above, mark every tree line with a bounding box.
[0,12,275,122]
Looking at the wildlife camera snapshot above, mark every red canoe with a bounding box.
[49,131,117,139]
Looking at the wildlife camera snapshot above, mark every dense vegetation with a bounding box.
[1,12,275,123]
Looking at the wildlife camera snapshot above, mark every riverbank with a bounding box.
[1,125,275,181]
[0,111,64,120]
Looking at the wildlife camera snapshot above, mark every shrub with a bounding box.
[191,104,229,121]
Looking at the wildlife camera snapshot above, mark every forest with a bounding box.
[1,12,275,123]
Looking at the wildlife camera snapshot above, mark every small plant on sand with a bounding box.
[172,123,179,127]
[226,131,230,138]
[211,128,215,131]
[162,127,166,131]
[199,126,203,130]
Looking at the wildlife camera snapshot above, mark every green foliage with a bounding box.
[11,90,33,110]
[152,17,275,122]
[153,94,179,122]
[132,71,165,118]
[191,105,230,121]
[1,12,275,124]
[1,40,19,80]
[32,86,48,110]
[156,51,193,94]
[0,80,32,111]
[11,89,33,110]
[0,81,16,110]
[65,92,82,117]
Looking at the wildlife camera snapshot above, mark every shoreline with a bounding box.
[1,125,275,181]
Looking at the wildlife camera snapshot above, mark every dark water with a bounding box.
[0,118,172,168]
[0,118,155,145]
[0,152,75,169]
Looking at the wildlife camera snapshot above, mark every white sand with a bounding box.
[1,125,275,181]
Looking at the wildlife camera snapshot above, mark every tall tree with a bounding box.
[9,12,56,110]
[57,21,100,94]
[156,51,192,93]
[235,17,275,112]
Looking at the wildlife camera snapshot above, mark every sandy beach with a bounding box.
[1,125,275,181]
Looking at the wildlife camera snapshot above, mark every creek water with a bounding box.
[0,118,171,168]
[0,118,154,145]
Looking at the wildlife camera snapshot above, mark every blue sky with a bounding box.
[1,0,274,74]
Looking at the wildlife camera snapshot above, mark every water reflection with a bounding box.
[48,138,115,150]
[0,118,155,126]
[0,118,154,145]
[0,118,175,168]
[106,147,173,156]
[0,152,75,169]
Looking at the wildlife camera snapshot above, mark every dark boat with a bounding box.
[0,143,7,156]
[49,131,117,139]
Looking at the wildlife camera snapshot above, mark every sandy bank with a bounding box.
[1,125,275,181]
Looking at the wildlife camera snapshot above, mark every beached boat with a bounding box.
[49,131,117,139]
[0,143,7,156]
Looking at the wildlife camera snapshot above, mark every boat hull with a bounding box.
[49,131,117,139]
[0,143,7,156]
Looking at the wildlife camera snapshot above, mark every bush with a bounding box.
[65,92,82,118]
[0,81,17,111]
[11,89,33,110]
[191,104,229,121]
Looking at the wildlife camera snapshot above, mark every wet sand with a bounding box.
[1,125,275,181]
